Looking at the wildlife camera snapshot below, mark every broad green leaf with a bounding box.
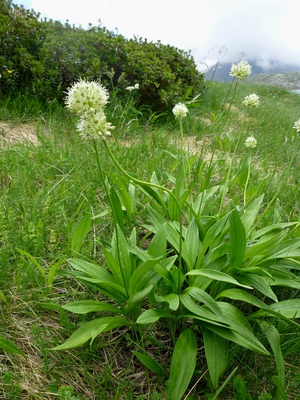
[47,256,66,291]
[147,223,167,258]
[109,186,125,230]
[133,351,167,377]
[185,218,201,270]
[241,195,264,235]
[265,238,300,260]
[216,288,267,309]
[52,318,109,350]
[238,274,278,302]
[71,214,92,254]
[0,336,25,357]
[180,294,229,327]
[53,316,131,350]
[62,300,120,314]
[137,309,173,324]
[112,225,132,292]
[126,285,154,312]
[90,316,131,343]
[258,321,285,393]
[167,329,198,400]
[203,328,228,389]
[229,206,246,271]
[250,222,298,240]
[186,269,252,289]
[128,257,164,295]
[268,299,300,318]
[155,293,180,311]
[183,287,223,317]
[244,230,286,262]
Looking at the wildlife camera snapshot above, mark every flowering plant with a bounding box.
[244,136,257,148]
[65,79,115,139]
[243,93,260,108]
[230,60,252,80]
[293,118,300,133]
[172,102,188,119]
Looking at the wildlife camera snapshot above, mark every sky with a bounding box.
[12,0,300,72]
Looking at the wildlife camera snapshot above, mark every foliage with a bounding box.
[0,0,204,112]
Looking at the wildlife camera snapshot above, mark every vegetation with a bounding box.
[0,0,204,111]
[0,1,300,399]
[1,74,300,398]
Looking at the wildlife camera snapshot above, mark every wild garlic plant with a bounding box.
[54,68,300,399]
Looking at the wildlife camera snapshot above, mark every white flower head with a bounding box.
[65,79,109,115]
[243,93,260,108]
[230,61,252,80]
[293,119,300,133]
[126,83,139,92]
[76,109,115,140]
[172,103,188,119]
[245,136,257,149]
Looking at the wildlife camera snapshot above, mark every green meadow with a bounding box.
[0,79,300,400]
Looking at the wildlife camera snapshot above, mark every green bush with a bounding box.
[0,0,204,112]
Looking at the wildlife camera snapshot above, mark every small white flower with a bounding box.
[243,93,260,108]
[126,83,139,92]
[293,119,300,133]
[245,136,257,149]
[65,79,109,115]
[230,61,252,80]
[172,103,188,119]
[76,109,115,140]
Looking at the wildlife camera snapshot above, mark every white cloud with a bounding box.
[12,0,300,68]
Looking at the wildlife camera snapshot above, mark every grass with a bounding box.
[0,82,300,399]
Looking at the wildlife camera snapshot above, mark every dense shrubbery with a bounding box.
[0,0,204,112]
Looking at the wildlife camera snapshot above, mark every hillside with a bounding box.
[205,61,300,89]
[245,71,300,89]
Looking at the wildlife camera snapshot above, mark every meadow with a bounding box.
[1,75,300,399]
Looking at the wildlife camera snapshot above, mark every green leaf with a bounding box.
[258,321,285,395]
[185,218,201,270]
[0,336,25,357]
[268,299,300,318]
[112,225,132,292]
[167,329,198,400]
[155,293,180,311]
[238,274,278,302]
[109,186,125,230]
[53,316,131,350]
[62,300,121,314]
[71,214,92,254]
[137,309,173,324]
[16,248,45,278]
[128,256,164,295]
[229,206,246,270]
[47,256,66,291]
[133,351,167,377]
[203,328,228,389]
[241,195,264,235]
[186,269,252,289]
[183,287,223,317]
[216,288,267,309]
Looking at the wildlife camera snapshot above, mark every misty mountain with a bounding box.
[205,61,300,88]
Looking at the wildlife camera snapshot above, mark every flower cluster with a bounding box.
[293,119,300,133]
[245,136,257,149]
[230,61,252,80]
[172,102,188,119]
[243,93,260,108]
[65,79,114,140]
[126,83,140,92]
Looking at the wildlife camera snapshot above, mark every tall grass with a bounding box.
[0,81,300,399]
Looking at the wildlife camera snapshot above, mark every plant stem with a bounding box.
[102,138,184,292]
